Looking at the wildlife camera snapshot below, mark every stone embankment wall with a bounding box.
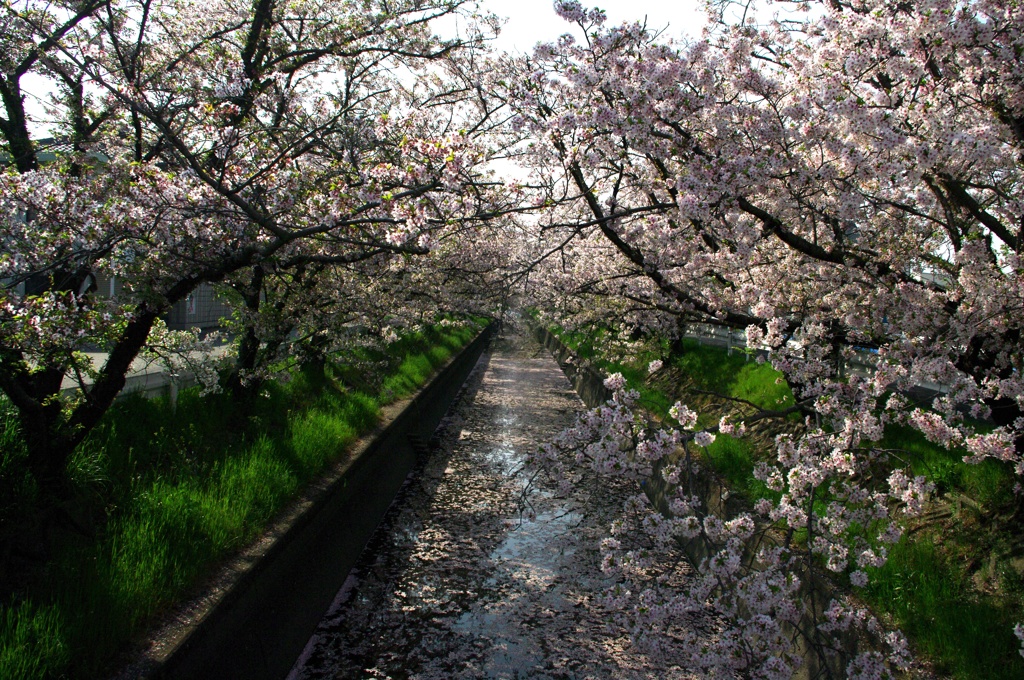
[127,324,495,680]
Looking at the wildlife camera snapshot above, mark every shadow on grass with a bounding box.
[0,320,485,679]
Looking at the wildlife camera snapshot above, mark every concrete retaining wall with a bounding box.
[129,324,495,680]
[530,325,610,408]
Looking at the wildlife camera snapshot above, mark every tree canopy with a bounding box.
[2,0,1024,676]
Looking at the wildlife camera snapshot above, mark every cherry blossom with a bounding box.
[0,0,509,495]
[505,0,1024,673]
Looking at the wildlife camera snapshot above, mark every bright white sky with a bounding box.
[479,0,707,53]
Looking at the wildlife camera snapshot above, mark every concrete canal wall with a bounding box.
[530,325,611,408]
[131,324,495,680]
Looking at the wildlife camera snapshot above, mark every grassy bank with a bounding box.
[544,321,1023,678]
[0,319,484,679]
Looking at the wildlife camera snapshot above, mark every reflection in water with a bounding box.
[287,333,692,680]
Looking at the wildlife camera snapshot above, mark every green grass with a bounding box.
[667,342,1019,680]
[860,427,1020,680]
[864,538,1024,679]
[700,434,779,501]
[670,338,794,412]
[0,318,485,679]
[0,601,67,680]
[875,424,1012,507]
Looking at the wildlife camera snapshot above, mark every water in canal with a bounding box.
[287,331,693,679]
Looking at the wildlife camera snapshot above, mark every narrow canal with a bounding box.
[287,331,693,679]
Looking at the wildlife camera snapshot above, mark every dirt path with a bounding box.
[286,331,693,680]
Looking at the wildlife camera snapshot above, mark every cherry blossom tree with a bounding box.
[0,0,507,497]
[501,0,1024,676]
[217,44,520,395]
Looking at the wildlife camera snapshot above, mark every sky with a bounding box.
[479,0,707,54]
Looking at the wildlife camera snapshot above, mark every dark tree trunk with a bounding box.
[0,308,163,497]
[19,396,74,501]
[0,78,38,174]
[226,265,266,399]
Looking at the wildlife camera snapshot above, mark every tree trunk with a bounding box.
[0,308,163,497]
[226,265,265,399]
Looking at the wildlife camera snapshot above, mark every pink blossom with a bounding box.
[693,430,716,447]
